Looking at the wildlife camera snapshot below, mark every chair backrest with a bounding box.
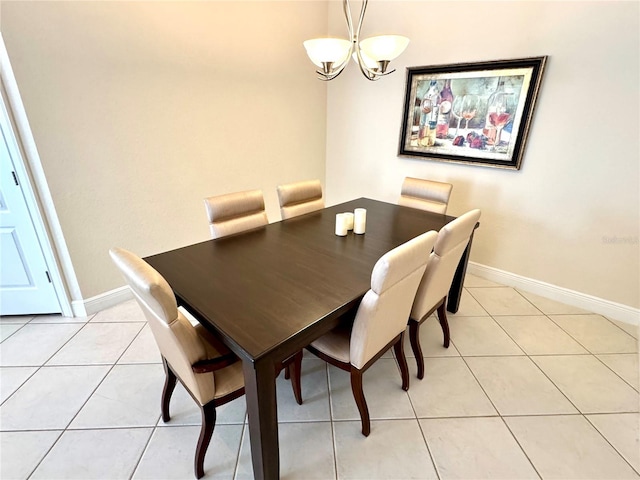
[399,177,453,214]
[109,247,216,405]
[410,209,481,322]
[349,230,438,369]
[277,179,324,220]
[204,189,268,239]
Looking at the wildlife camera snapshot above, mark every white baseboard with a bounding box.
[71,286,133,317]
[467,262,640,326]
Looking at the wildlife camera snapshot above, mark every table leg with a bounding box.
[243,358,279,480]
[447,227,477,313]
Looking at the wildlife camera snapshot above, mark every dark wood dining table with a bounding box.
[145,198,476,480]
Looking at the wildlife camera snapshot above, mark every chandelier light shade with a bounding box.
[304,0,409,81]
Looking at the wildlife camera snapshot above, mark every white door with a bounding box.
[0,110,60,315]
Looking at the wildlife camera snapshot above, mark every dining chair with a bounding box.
[109,248,303,478]
[399,177,453,214]
[204,189,268,239]
[408,209,481,379]
[276,179,324,220]
[292,230,438,436]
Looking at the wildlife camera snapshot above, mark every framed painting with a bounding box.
[398,56,547,170]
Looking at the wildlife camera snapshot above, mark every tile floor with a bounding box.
[1,274,639,479]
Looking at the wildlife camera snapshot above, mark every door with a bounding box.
[0,107,60,315]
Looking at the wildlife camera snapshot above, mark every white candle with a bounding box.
[335,213,348,236]
[343,212,354,230]
[354,208,366,234]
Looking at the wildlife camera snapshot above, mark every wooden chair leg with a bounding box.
[437,302,450,348]
[284,365,291,379]
[409,321,425,380]
[161,357,178,422]
[288,350,303,405]
[195,401,217,479]
[350,368,370,437]
[393,333,410,391]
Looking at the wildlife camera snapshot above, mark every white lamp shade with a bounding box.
[351,49,379,69]
[359,35,409,61]
[303,38,352,68]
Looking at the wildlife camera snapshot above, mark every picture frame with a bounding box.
[398,56,547,170]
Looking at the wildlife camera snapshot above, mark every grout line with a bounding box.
[582,413,640,476]
[128,425,157,480]
[499,416,543,479]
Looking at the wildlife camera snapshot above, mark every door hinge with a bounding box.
[45,271,52,283]
[11,171,19,186]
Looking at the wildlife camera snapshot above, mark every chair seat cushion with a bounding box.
[212,361,245,399]
[310,325,351,364]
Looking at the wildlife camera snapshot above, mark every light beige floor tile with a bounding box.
[29,314,92,324]
[408,357,497,418]
[550,314,638,354]
[159,380,246,427]
[0,315,33,324]
[117,324,162,364]
[610,319,639,339]
[47,322,144,365]
[449,316,524,356]
[403,315,461,358]
[278,358,330,422]
[467,287,542,316]
[517,290,590,314]
[597,354,639,389]
[31,428,152,480]
[328,359,414,421]
[586,413,640,473]
[0,323,82,366]
[493,315,588,355]
[463,274,502,288]
[0,365,109,430]
[0,323,23,342]
[134,424,243,479]
[335,419,437,479]
[0,366,38,403]
[532,355,639,414]
[466,356,578,415]
[236,422,336,479]
[91,299,145,322]
[70,364,164,428]
[448,289,488,316]
[0,430,62,480]
[506,415,639,479]
[421,417,538,479]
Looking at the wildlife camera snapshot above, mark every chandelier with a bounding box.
[303,0,410,81]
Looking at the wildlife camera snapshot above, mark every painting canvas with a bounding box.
[398,57,547,169]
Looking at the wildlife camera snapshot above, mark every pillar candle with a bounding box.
[354,208,366,234]
[335,213,348,236]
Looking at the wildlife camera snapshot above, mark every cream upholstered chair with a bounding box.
[204,189,268,239]
[408,209,481,379]
[292,230,438,436]
[399,177,453,214]
[277,179,324,220]
[109,248,246,479]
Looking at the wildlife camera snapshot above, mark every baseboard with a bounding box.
[71,286,133,317]
[467,262,640,326]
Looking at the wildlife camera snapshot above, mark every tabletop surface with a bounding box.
[145,198,454,362]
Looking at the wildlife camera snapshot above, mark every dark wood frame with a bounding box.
[398,56,547,170]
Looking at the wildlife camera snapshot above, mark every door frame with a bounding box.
[1,34,77,317]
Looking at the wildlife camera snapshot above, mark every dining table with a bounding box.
[145,197,477,480]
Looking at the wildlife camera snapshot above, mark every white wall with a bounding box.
[326,1,639,310]
[2,1,328,300]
